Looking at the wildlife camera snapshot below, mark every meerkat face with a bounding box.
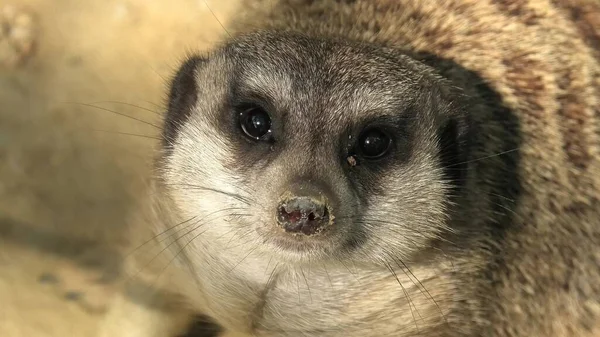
[160,32,471,265]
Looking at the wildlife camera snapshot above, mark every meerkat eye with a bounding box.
[357,127,392,159]
[239,106,272,140]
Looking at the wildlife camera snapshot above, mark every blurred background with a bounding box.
[0,0,239,335]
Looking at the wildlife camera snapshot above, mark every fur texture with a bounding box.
[101,1,600,337]
[229,2,600,335]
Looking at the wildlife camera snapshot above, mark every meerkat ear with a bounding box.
[406,50,473,189]
[438,110,472,190]
[162,55,207,147]
[428,69,473,192]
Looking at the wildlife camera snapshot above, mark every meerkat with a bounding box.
[99,1,600,336]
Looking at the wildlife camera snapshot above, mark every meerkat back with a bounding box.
[101,1,600,337]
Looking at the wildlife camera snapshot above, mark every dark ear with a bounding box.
[407,51,474,191]
[438,110,472,191]
[163,55,206,147]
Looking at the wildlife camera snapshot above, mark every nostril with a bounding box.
[276,197,332,235]
[287,210,302,223]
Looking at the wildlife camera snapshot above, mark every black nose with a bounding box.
[277,197,331,236]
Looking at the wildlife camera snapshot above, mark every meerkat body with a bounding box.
[100,1,600,336]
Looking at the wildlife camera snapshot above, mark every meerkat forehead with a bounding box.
[164,31,458,154]
[226,32,446,116]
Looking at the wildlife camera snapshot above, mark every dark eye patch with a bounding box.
[344,113,415,168]
[216,78,285,173]
[222,70,282,143]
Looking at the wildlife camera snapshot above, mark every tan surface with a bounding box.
[0,0,239,336]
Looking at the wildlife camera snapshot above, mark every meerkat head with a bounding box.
[159,31,471,266]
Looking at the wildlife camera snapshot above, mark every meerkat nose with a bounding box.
[276,196,331,236]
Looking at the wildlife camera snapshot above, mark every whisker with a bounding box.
[125,215,198,258]
[143,100,164,110]
[265,261,280,286]
[157,207,247,246]
[335,256,361,285]
[433,247,457,271]
[224,227,250,249]
[175,188,253,206]
[321,262,334,288]
[147,208,251,287]
[492,201,519,218]
[354,218,446,245]
[357,229,449,325]
[229,244,261,273]
[164,183,254,205]
[355,216,456,245]
[174,165,258,198]
[352,217,427,236]
[203,0,232,38]
[489,192,517,203]
[299,266,313,303]
[204,214,252,247]
[89,100,163,117]
[152,226,211,287]
[228,212,253,219]
[295,269,302,304]
[179,172,258,199]
[65,102,161,129]
[89,128,162,140]
[383,260,420,332]
[121,216,204,285]
[225,233,258,251]
[392,256,448,325]
[444,148,519,168]
[127,207,242,281]
[156,220,204,245]
[264,255,275,277]
[135,217,204,273]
